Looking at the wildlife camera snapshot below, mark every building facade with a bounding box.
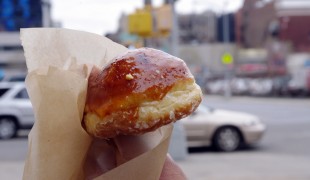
[178,11,217,44]
[0,0,52,79]
[235,0,276,48]
[277,7,310,51]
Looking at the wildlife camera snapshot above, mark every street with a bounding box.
[201,95,310,156]
[0,96,310,179]
[178,95,310,180]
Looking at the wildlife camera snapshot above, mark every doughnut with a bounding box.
[83,48,202,138]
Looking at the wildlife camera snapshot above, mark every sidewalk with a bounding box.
[0,161,24,180]
[2,153,310,180]
[176,152,310,180]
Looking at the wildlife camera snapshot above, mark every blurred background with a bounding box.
[0,0,310,179]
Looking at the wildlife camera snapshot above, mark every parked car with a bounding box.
[1,74,26,82]
[271,76,291,96]
[181,104,266,152]
[230,78,249,95]
[248,78,273,96]
[205,80,225,95]
[0,82,34,139]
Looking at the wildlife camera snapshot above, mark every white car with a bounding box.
[0,82,34,139]
[182,105,266,151]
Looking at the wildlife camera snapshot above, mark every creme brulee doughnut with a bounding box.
[83,48,202,138]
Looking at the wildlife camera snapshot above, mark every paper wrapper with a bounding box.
[21,28,173,180]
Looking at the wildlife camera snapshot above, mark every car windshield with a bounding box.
[0,88,9,98]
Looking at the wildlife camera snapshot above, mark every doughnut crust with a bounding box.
[83,48,202,138]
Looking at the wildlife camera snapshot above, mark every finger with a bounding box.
[113,130,163,164]
[84,139,117,179]
[160,155,187,180]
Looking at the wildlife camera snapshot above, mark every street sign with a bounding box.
[221,52,234,65]
[154,4,172,36]
[128,10,153,37]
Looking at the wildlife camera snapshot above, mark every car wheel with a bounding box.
[213,127,241,152]
[0,118,17,139]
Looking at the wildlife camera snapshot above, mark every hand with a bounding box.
[84,135,186,180]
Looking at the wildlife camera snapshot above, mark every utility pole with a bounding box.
[223,11,229,43]
[42,0,52,27]
[164,0,186,161]
[165,0,179,56]
[144,0,151,5]
[144,0,152,47]
[222,0,232,99]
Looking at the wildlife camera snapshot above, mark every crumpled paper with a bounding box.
[21,28,173,180]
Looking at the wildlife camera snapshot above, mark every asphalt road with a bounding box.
[201,96,310,156]
[178,95,310,180]
[0,96,310,179]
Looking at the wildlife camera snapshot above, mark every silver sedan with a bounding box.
[0,82,33,139]
[181,105,266,152]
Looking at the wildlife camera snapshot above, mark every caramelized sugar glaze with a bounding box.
[84,48,200,138]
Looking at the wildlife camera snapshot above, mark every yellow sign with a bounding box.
[128,10,153,37]
[128,4,173,38]
[154,5,172,35]
[221,53,234,65]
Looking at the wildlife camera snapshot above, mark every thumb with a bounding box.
[160,155,187,180]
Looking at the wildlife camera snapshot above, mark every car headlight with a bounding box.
[243,119,259,126]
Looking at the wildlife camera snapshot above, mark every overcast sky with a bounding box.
[50,0,244,35]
